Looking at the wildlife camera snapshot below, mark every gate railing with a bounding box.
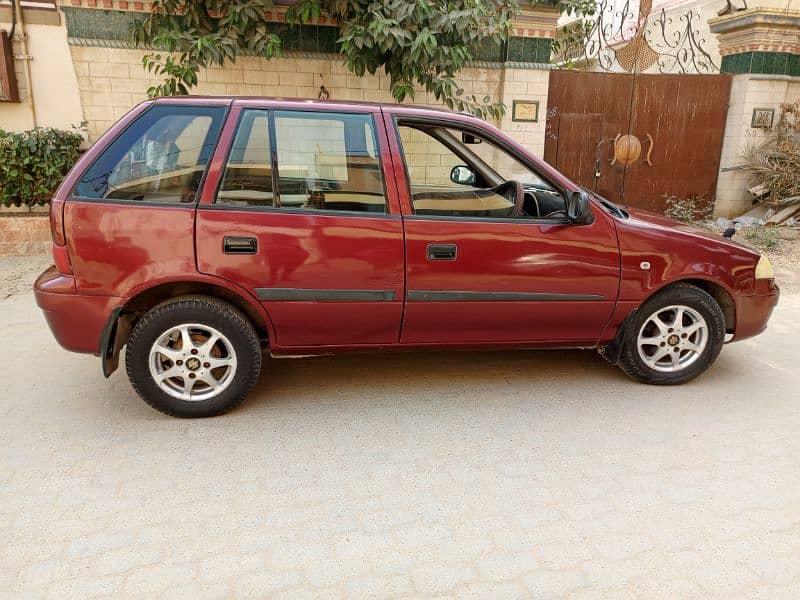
[555,0,720,74]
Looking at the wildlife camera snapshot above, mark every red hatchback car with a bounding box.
[35,97,779,417]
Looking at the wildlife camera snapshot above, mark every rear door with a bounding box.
[196,101,405,349]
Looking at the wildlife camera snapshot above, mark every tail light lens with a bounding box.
[50,199,66,246]
[50,199,72,274]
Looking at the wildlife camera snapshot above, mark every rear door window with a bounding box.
[273,111,386,213]
[74,105,225,203]
[215,109,387,214]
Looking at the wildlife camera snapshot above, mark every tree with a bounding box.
[131,0,591,119]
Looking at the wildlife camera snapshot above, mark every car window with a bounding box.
[274,111,387,214]
[398,123,565,219]
[74,105,225,203]
[217,109,274,207]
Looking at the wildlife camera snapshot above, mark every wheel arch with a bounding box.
[101,278,274,377]
[603,277,736,365]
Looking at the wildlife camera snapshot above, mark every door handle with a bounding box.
[427,243,457,261]
[223,236,257,254]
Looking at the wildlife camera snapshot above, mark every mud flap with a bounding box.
[99,308,132,378]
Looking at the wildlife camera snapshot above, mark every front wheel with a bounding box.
[125,296,262,417]
[618,284,725,385]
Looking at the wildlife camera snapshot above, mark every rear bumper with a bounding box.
[732,280,780,342]
[34,266,121,355]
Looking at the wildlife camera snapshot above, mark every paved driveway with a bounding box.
[1,258,799,599]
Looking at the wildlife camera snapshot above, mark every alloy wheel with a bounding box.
[636,305,708,373]
[148,323,237,401]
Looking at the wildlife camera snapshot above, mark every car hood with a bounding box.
[620,206,758,255]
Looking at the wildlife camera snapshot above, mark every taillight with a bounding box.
[50,199,72,274]
[50,199,66,245]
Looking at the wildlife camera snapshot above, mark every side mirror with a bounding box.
[450,165,477,186]
[567,191,594,225]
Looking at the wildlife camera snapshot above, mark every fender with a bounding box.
[100,273,277,377]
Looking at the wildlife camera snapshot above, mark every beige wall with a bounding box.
[715,74,800,217]
[0,18,84,136]
[69,45,549,157]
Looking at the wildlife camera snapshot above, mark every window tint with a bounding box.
[398,124,565,219]
[217,109,274,207]
[273,111,386,213]
[74,105,224,203]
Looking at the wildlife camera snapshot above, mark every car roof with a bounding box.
[152,95,463,117]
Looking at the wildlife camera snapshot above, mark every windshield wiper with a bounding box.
[583,188,627,219]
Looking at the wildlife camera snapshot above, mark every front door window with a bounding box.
[397,124,567,219]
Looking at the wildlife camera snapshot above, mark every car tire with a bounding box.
[125,296,262,417]
[618,283,725,385]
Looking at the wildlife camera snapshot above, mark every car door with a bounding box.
[196,101,405,348]
[386,112,621,345]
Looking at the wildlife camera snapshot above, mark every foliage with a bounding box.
[131,0,590,119]
[0,128,83,207]
[742,226,781,251]
[663,195,711,224]
[292,0,522,117]
[131,0,282,97]
[740,100,800,207]
[551,15,594,67]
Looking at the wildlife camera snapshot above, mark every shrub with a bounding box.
[0,127,83,208]
[742,226,780,251]
[663,195,712,224]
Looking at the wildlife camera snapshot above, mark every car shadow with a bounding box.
[244,348,632,412]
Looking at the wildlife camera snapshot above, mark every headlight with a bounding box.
[755,255,774,279]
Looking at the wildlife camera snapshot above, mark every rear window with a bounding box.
[73,105,225,203]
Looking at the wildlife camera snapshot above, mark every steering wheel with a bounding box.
[492,180,526,218]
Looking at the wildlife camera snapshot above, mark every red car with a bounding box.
[35,97,779,417]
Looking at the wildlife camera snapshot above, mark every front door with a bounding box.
[391,117,620,345]
[197,103,405,348]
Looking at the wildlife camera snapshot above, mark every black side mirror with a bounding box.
[450,165,477,186]
[567,191,594,225]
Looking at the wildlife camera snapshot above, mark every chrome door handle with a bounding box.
[223,236,257,254]
[427,244,457,261]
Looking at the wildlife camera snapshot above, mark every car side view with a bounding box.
[35,97,779,417]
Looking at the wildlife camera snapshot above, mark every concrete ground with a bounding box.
[1,255,799,599]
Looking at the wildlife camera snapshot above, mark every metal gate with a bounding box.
[543,70,731,212]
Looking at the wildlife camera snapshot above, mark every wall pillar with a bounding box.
[710,7,800,217]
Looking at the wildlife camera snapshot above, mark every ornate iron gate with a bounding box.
[544,1,731,212]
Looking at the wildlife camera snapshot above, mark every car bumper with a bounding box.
[34,266,121,355]
[732,279,780,342]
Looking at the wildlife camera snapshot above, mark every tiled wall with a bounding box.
[721,52,800,77]
[61,7,550,64]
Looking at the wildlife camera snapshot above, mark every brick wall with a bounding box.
[0,216,51,256]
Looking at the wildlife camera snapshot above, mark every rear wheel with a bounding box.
[618,284,725,385]
[125,296,261,417]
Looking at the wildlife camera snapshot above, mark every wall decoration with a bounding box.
[512,100,539,122]
[751,108,775,129]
